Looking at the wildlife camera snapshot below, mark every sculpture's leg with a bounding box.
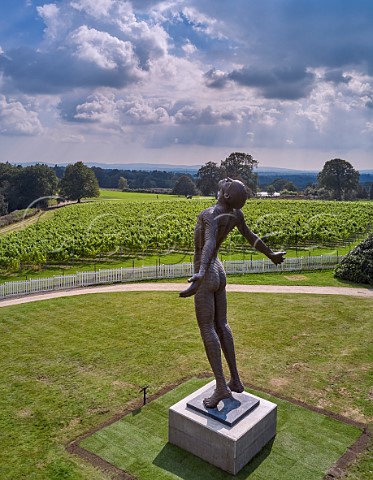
[214,270,244,394]
[194,286,232,408]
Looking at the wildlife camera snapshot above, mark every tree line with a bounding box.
[194,155,371,200]
[0,154,371,216]
[0,162,99,214]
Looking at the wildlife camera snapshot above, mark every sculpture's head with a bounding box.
[218,178,248,209]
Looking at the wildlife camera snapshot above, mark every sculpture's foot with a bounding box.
[203,387,232,408]
[227,378,244,393]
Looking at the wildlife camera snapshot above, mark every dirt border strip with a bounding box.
[67,374,371,480]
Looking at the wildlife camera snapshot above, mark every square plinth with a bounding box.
[169,381,277,475]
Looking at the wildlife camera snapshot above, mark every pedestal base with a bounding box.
[168,381,277,475]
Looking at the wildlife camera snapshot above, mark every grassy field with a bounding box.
[98,189,182,201]
[0,291,372,479]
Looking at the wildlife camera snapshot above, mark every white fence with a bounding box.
[0,255,341,300]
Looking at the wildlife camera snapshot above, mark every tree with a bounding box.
[267,185,276,196]
[370,184,373,200]
[59,162,99,202]
[142,175,156,189]
[6,164,58,211]
[318,159,359,200]
[271,178,297,192]
[221,152,258,194]
[0,194,8,216]
[196,161,223,196]
[172,175,197,196]
[118,176,128,191]
[356,185,368,199]
[334,234,373,285]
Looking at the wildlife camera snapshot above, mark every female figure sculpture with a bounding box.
[180,178,285,408]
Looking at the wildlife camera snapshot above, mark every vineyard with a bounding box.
[0,199,372,269]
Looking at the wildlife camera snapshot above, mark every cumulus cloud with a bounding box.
[70,0,114,18]
[73,93,119,125]
[36,3,61,40]
[0,19,145,94]
[204,68,228,89]
[69,25,138,71]
[64,92,246,129]
[0,95,43,135]
[182,40,197,56]
[119,97,170,125]
[174,105,241,125]
[181,6,221,38]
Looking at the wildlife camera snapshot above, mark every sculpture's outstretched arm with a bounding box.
[236,210,286,265]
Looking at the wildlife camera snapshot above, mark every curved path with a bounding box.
[0,282,372,308]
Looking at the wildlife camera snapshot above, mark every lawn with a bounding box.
[98,189,181,201]
[0,291,372,479]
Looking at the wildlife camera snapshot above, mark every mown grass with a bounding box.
[97,189,213,201]
[0,292,372,479]
[81,378,361,480]
[98,189,180,201]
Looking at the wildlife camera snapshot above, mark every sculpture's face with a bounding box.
[219,178,248,209]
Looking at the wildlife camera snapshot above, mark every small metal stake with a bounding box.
[140,385,149,405]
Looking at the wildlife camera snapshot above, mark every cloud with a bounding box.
[188,0,373,72]
[70,0,170,67]
[204,68,228,89]
[69,25,138,71]
[119,97,170,125]
[62,92,245,129]
[72,93,120,126]
[174,105,241,125]
[36,3,61,40]
[181,6,222,38]
[0,27,144,94]
[323,69,352,85]
[70,0,114,18]
[0,95,43,135]
[182,40,197,56]
[206,65,316,100]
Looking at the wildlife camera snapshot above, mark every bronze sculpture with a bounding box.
[180,178,285,408]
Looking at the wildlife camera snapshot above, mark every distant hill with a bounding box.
[10,160,373,175]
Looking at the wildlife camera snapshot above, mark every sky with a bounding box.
[0,0,372,171]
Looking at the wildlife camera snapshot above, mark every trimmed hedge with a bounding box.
[334,234,373,285]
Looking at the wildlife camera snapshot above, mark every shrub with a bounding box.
[334,234,373,285]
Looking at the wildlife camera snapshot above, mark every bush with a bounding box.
[334,234,373,285]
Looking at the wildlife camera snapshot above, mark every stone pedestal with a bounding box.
[168,381,277,475]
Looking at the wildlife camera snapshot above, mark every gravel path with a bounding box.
[0,282,372,308]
